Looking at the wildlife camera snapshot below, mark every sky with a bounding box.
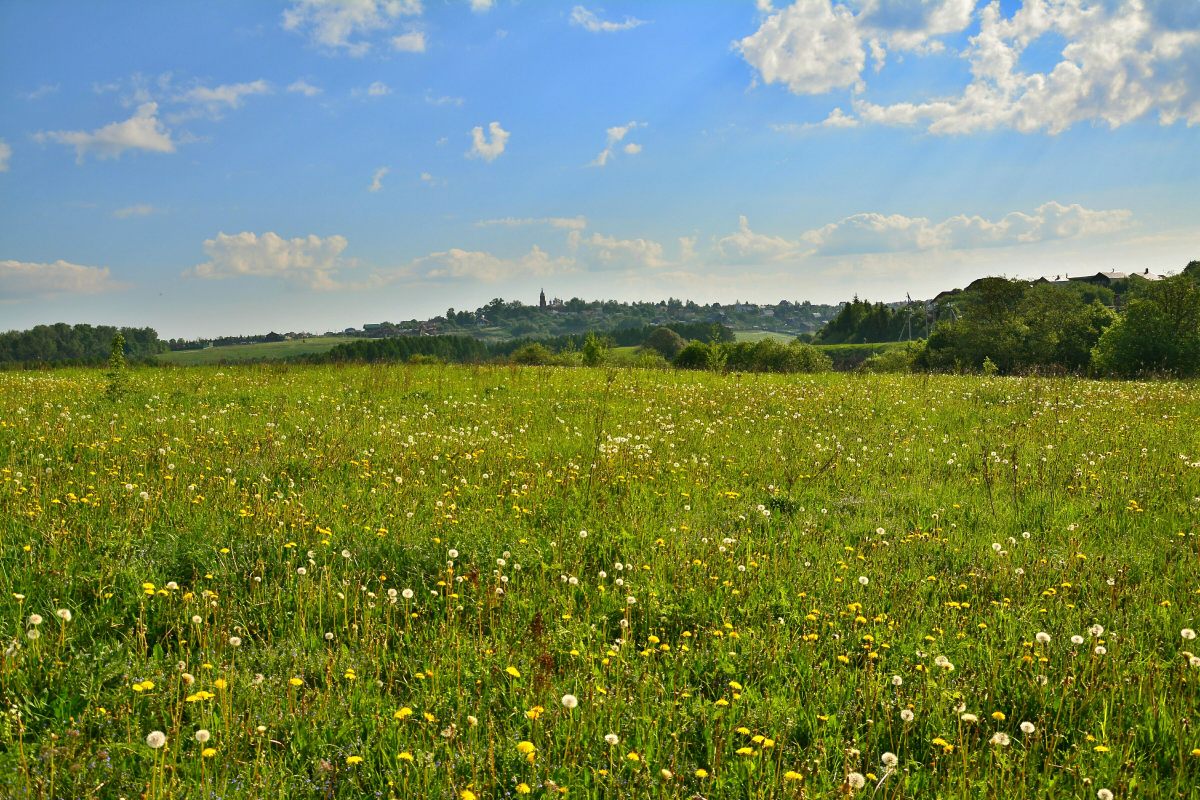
[1,0,1198,338]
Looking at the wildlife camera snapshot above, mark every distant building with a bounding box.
[539,289,547,309]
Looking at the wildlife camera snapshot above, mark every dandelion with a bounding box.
[146,731,167,749]
[961,713,979,723]
[26,629,39,640]
[1072,635,1085,645]
[900,709,914,722]
[191,615,202,625]
[660,768,673,779]
[1036,632,1051,644]
[694,768,708,778]
[296,567,307,576]
[346,755,363,765]
[202,747,216,757]
[1020,721,1036,734]
[990,732,1011,746]
[785,770,803,780]
[605,733,620,746]
[28,614,42,626]
[626,751,640,761]
[402,588,414,600]
[229,636,242,647]
[506,666,521,678]
[516,741,536,755]
[891,675,902,686]
[448,549,459,559]
[1182,628,1196,640]
[561,693,578,710]
[847,772,866,790]
[1094,645,1107,655]
[1090,625,1104,637]
[857,576,869,586]
[56,609,72,622]
[881,752,898,767]
[195,729,211,743]
[1097,790,1114,800]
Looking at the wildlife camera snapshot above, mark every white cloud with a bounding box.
[113,204,160,219]
[392,30,426,52]
[478,216,588,230]
[411,246,572,282]
[468,121,509,161]
[0,259,120,298]
[737,0,868,94]
[21,84,60,101]
[188,231,351,290]
[582,232,667,269]
[282,0,423,56]
[0,140,10,172]
[802,201,1132,255]
[854,1,1200,134]
[288,79,323,96]
[367,81,391,96]
[470,0,494,12]
[425,91,464,106]
[419,171,443,186]
[749,1,1200,134]
[570,5,647,33]
[368,166,389,192]
[590,121,644,166]
[35,103,174,163]
[176,80,271,117]
[718,215,803,261]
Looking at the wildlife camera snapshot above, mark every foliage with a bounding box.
[925,279,1116,374]
[642,327,688,360]
[1092,272,1200,377]
[1,367,1198,799]
[676,339,830,373]
[860,341,925,373]
[815,297,927,344]
[509,343,557,366]
[0,323,164,367]
[104,332,128,400]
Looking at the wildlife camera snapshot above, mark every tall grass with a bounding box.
[1,365,1197,798]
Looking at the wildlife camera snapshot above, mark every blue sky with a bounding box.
[2,0,1198,337]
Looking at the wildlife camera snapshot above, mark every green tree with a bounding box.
[1092,273,1200,376]
[105,331,127,400]
[643,326,687,360]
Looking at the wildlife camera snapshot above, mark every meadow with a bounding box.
[1,365,1198,799]
[155,337,363,366]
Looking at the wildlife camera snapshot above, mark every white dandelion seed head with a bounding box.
[1020,721,1036,734]
[402,588,414,600]
[605,733,620,746]
[847,772,865,790]
[1036,632,1051,644]
[56,609,72,622]
[1182,628,1197,640]
[146,731,167,749]
[891,675,902,686]
[195,729,211,743]
[990,732,1011,746]
[561,694,578,710]
[28,614,43,626]
[229,636,242,647]
[881,751,898,767]
[900,709,914,722]
[1072,635,1085,645]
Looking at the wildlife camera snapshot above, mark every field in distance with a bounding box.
[2,365,1198,798]
[156,336,363,365]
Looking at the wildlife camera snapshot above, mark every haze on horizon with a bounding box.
[1,0,1198,339]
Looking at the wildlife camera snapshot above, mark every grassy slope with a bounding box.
[733,330,796,343]
[1,366,1198,798]
[156,336,364,365]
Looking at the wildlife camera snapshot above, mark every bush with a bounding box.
[1091,273,1200,377]
[861,341,925,373]
[509,343,556,365]
[643,327,688,360]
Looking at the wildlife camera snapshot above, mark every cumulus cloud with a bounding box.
[35,103,174,163]
[590,121,644,166]
[366,81,392,96]
[718,216,803,261]
[737,0,867,94]
[282,0,423,55]
[176,80,271,116]
[470,0,494,12]
[410,246,573,282]
[392,30,426,52]
[743,1,1200,134]
[113,204,159,218]
[570,5,647,33]
[853,1,1200,134]
[368,166,389,192]
[802,201,1132,255]
[288,79,323,96]
[581,232,667,269]
[188,231,351,290]
[468,121,509,161]
[0,259,120,299]
[0,140,10,172]
[477,216,588,230]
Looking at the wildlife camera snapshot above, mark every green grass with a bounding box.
[156,336,364,365]
[732,330,797,343]
[1,365,1199,799]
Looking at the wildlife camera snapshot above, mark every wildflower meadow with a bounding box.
[1,364,1198,798]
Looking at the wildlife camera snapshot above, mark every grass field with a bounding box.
[156,337,363,365]
[732,330,797,343]
[2,365,1198,798]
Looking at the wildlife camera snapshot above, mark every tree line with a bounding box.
[0,323,165,367]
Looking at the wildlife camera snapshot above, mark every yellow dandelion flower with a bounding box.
[395,707,413,719]
[506,666,521,678]
[398,751,414,762]
[346,755,363,765]
[516,741,536,755]
[695,768,709,778]
[202,747,217,758]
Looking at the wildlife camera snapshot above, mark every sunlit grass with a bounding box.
[1,365,1198,798]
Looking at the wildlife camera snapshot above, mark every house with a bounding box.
[1069,271,1128,287]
